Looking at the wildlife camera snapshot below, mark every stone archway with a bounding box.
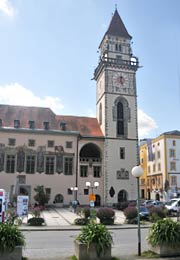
[54,194,64,203]
[118,189,128,202]
[155,193,160,201]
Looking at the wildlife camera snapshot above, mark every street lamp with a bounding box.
[70,186,78,201]
[131,165,144,256]
[86,181,99,207]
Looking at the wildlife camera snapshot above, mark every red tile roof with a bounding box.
[0,104,103,137]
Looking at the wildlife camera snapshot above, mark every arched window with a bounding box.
[117,102,124,135]
[99,103,102,125]
[54,194,64,203]
[113,97,130,138]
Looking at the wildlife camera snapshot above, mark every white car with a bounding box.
[165,198,180,213]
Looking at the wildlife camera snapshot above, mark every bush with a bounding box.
[27,217,45,226]
[82,207,90,219]
[0,223,25,253]
[97,208,115,225]
[74,218,89,225]
[97,207,115,219]
[123,206,137,220]
[149,206,167,222]
[147,218,180,248]
[76,221,113,256]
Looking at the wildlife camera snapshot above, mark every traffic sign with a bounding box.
[89,193,96,202]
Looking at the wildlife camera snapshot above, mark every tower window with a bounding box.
[99,103,102,125]
[117,102,124,136]
[120,147,125,159]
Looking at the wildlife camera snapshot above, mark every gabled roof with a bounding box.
[104,9,132,39]
[0,104,103,138]
[161,130,180,136]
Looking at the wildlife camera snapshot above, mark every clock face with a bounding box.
[116,75,125,86]
[113,72,127,87]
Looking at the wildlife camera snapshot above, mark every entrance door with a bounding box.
[95,195,101,207]
[118,190,128,202]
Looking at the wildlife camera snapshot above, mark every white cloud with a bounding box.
[138,109,158,138]
[0,83,64,113]
[0,0,14,17]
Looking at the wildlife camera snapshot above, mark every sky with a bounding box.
[0,0,180,140]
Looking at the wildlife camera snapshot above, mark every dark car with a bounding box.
[139,206,149,220]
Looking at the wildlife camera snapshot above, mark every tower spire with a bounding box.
[105,9,132,39]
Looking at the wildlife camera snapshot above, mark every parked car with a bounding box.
[141,200,154,207]
[165,198,180,213]
[152,200,164,207]
[139,206,149,220]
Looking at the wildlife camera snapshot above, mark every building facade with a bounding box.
[0,9,139,206]
[140,131,180,201]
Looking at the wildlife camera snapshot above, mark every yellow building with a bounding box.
[140,131,180,201]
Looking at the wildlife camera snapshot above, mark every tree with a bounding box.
[34,185,50,206]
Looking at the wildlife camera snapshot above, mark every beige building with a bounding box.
[140,131,180,201]
[0,9,139,206]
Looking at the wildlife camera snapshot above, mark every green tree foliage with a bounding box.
[34,185,49,206]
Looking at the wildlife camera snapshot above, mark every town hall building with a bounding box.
[0,9,139,206]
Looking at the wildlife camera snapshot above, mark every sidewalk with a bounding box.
[20,207,131,231]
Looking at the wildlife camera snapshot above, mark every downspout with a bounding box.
[75,134,80,201]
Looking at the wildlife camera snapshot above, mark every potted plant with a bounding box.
[147,218,180,256]
[28,206,45,226]
[96,207,115,225]
[0,223,25,260]
[74,221,113,260]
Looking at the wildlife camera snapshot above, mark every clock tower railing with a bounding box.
[94,55,139,80]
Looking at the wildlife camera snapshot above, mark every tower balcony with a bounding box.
[94,55,139,79]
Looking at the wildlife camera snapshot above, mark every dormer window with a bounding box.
[44,121,49,130]
[60,121,66,131]
[0,119,2,128]
[29,120,35,129]
[14,120,20,128]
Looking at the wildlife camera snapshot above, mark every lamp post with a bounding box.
[86,181,99,207]
[70,186,78,201]
[131,165,144,256]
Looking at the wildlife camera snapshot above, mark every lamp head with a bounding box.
[94,181,99,187]
[131,165,144,178]
[86,181,91,187]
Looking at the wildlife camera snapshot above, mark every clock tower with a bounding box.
[94,9,139,205]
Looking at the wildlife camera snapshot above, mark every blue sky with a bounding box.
[0,0,180,139]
